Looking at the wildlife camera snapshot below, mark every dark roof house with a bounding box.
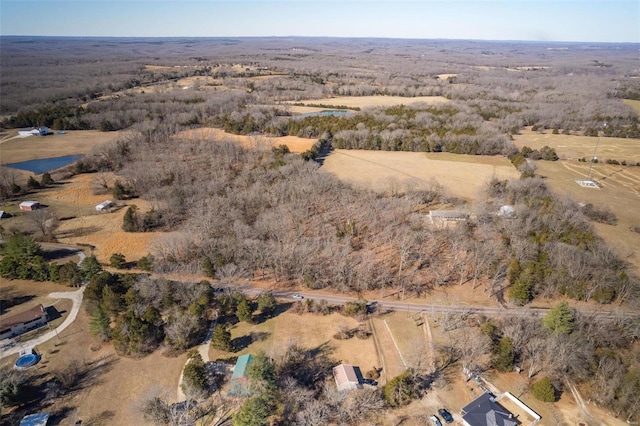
[461,393,517,426]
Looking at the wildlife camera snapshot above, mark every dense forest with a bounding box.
[1,37,639,424]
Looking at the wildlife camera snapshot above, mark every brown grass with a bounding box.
[623,99,640,116]
[0,130,124,165]
[321,150,520,201]
[513,127,640,162]
[174,127,317,153]
[286,95,450,109]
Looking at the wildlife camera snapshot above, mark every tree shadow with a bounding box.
[81,409,116,425]
[231,335,253,352]
[56,226,102,239]
[253,301,293,324]
[43,248,80,262]
[0,293,36,314]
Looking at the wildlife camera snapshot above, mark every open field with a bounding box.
[285,95,450,109]
[623,99,640,115]
[321,150,520,201]
[0,130,124,165]
[513,128,640,163]
[508,129,640,270]
[0,173,164,263]
[175,127,317,153]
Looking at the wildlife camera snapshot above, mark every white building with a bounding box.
[95,200,115,212]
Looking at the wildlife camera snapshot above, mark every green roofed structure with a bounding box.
[228,354,254,397]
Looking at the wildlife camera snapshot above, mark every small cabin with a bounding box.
[19,201,41,211]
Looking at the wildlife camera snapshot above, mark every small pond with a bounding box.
[4,154,84,174]
[299,110,352,118]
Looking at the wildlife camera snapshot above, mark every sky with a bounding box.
[0,0,638,43]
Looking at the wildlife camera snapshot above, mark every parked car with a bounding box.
[362,378,378,386]
[429,414,442,426]
[292,294,304,299]
[438,408,454,423]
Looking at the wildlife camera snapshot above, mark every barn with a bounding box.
[19,201,41,211]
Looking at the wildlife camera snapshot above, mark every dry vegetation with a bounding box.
[322,150,520,200]
[1,37,639,425]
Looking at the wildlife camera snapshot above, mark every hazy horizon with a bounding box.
[1,0,638,43]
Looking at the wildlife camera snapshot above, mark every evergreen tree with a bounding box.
[257,292,276,317]
[232,391,276,426]
[122,205,138,232]
[211,324,231,352]
[247,351,276,389]
[137,254,154,271]
[492,337,514,372]
[40,172,54,186]
[182,352,208,397]
[80,255,103,280]
[109,253,126,269]
[531,377,556,402]
[383,372,417,407]
[89,306,111,341]
[543,301,575,334]
[237,298,253,323]
[27,175,41,189]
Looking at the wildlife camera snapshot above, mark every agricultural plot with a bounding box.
[513,129,640,270]
[286,95,450,109]
[175,127,317,153]
[321,150,520,201]
[0,130,123,164]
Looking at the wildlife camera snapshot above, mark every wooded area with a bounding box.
[1,37,639,424]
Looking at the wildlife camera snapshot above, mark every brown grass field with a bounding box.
[623,99,640,115]
[321,150,520,201]
[174,127,317,153]
[0,130,124,165]
[513,129,640,270]
[285,95,450,109]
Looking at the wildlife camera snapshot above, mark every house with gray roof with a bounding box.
[461,393,517,426]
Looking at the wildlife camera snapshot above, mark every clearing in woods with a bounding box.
[513,129,640,271]
[321,150,520,201]
[174,127,317,153]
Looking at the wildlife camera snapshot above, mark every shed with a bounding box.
[19,201,41,211]
[95,200,115,212]
[333,363,363,392]
[19,412,50,426]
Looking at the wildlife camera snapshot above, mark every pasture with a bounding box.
[321,150,520,201]
[0,130,123,165]
[286,95,450,109]
[175,127,317,153]
[513,129,640,270]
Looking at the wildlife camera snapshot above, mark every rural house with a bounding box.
[0,304,49,341]
[461,393,517,426]
[19,201,41,211]
[228,354,254,397]
[333,363,363,391]
[95,200,115,212]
